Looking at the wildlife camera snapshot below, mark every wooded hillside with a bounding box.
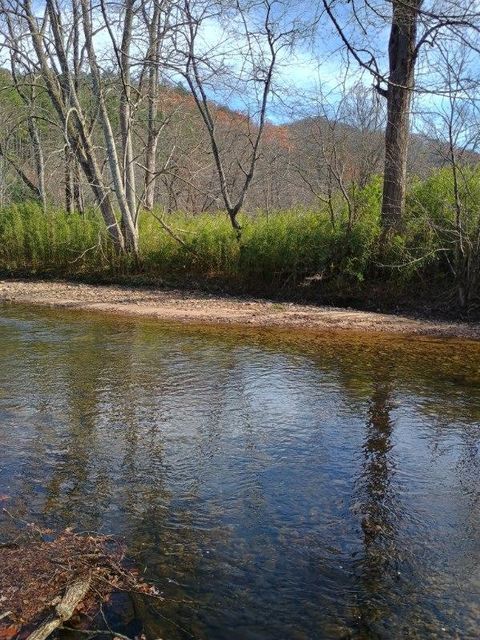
[0,0,480,310]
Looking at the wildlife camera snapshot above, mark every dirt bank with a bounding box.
[0,279,479,339]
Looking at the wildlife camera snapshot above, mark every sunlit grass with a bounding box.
[1,168,479,308]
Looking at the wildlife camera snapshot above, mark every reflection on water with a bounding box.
[1,304,480,639]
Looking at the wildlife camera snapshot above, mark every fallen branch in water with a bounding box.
[0,516,159,640]
[26,578,91,640]
[61,625,134,640]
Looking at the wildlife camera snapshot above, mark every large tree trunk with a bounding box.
[381,0,421,231]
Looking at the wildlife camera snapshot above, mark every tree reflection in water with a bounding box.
[353,364,402,633]
[1,306,480,639]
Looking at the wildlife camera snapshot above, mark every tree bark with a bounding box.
[144,1,162,211]
[80,0,138,254]
[381,0,421,231]
[26,578,91,640]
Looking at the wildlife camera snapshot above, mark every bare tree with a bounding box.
[0,0,180,253]
[80,0,139,252]
[418,44,480,306]
[321,0,480,232]
[291,82,384,229]
[175,0,297,231]
[0,15,47,209]
[139,0,176,211]
[1,0,128,248]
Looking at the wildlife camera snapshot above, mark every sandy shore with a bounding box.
[0,279,478,340]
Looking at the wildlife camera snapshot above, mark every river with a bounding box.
[0,304,479,639]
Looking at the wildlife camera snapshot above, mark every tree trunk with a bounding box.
[73,158,84,215]
[80,0,138,255]
[144,2,162,211]
[65,147,74,214]
[28,116,46,212]
[144,76,159,211]
[119,0,137,220]
[381,0,420,231]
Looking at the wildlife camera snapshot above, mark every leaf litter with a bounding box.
[0,518,160,640]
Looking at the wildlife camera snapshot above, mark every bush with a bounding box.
[0,168,478,312]
[0,202,116,276]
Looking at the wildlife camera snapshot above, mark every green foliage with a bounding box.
[138,207,382,291]
[1,168,479,309]
[0,202,116,276]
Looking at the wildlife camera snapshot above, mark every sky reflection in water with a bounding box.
[0,305,479,639]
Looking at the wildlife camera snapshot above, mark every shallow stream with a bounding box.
[1,304,479,639]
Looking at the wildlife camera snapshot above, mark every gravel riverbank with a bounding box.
[1,279,479,340]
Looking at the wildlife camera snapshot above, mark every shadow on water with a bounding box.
[0,303,479,639]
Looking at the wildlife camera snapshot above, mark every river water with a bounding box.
[0,304,479,639]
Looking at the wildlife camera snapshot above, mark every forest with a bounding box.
[2,3,480,638]
[1,0,480,313]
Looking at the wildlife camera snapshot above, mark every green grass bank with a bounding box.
[1,169,479,317]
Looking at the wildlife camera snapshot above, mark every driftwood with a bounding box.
[0,525,158,640]
[26,578,91,640]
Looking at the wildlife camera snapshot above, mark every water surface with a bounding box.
[0,304,479,639]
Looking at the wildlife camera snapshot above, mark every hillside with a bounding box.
[1,69,476,214]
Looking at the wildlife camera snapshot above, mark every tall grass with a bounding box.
[0,202,115,276]
[139,206,383,295]
[1,169,479,311]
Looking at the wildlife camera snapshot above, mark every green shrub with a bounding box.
[0,167,479,310]
[0,202,114,276]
